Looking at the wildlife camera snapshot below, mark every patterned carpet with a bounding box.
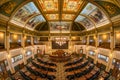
[55,62,67,80]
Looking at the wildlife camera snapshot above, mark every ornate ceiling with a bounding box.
[0,0,120,32]
[37,0,85,21]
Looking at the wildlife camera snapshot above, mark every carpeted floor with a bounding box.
[55,62,67,80]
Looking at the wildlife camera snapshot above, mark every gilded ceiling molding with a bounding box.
[75,22,87,31]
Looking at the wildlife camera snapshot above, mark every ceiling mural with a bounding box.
[75,15,94,30]
[46,14,59,20]
[80,3,110,28]
[0,0,25,16]
[49,22,71,33]
[63,0,83,12]
[10,2,42,27]
[38,0,58,12]
[94,1,120,17]
[37,0,85,21]
[62,14,75,20]
[25,15,45,30]
[1,0,120,32]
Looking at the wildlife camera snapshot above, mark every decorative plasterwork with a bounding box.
[63,0,83,12]
[39,0,58,12]
[45,14,59,20]
[62,14,75,20]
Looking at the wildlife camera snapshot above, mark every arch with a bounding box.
[24,15,45,30]
[9,0,32,21]
[9,1,42,29]
[75,14,96,31]
[80,2,111,29]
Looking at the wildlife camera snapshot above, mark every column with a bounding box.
[94,34,98,64]
[48,34,51,54]
[6,31,15,73]
[69,34,72,53]
[86,35,89,58]
[31,35,35,59]
[21,33,27,65]
[106,32,114,71]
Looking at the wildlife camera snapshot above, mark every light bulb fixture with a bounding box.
[55,37,67,46]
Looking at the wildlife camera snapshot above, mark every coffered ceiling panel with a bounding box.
[63,0,83,12]
[62,14,75,20]
[46,14,59,20]
[38,0,58,12]
[37,0,85,21]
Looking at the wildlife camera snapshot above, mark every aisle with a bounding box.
[56,62,67,80]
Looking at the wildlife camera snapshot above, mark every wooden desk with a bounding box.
[65,66,72,69]
[29,74,36,80]
[47,72,56,75]
[35,68,41,72]
[21,68,27,73]
[85,73,93,79]
[40,70,48,74]
[36,77,44,80]
[31,66,36,70]
[90,70,97,75]
[72,64,78,67]
[49,55,71,62]
[49,66,56,69]
[74,69,81,74]
[98,77,104,80]
[66,71,74,75]
[25,71,31,76]
[76,76,87,80]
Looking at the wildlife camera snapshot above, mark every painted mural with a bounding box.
[75,15,94,30]
[81,3,109,28]
[26,15,45,29]
[11,2,40,25]
[49,22,71,33]
[0,0,25,16]
[95,1,120,17]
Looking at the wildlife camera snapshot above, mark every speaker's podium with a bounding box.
[49,50,71,62]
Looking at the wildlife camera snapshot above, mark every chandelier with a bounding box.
[55,37,67,46]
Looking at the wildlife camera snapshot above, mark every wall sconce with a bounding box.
[109,53,112,58]
[95,49,97,53]
[48,46,51,49]
[103,34,107,39]
[86,47,88,50]
[24,36,26,39]
[13,34,17,39]
[94,36,96,40]
[7,54,11,58]
[0,32,4,38]
[116,33,120,38]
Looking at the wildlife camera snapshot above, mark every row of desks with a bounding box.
[20,60,56,80]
